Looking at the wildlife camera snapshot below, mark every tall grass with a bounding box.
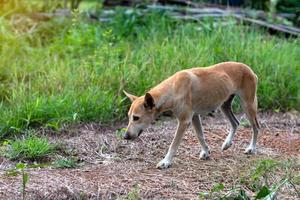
[0,10,299,139]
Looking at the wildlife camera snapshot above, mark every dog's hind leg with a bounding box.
[192,114,210,159]
[221,94,240,151]
[239,77,260,154]
[156,120,190,169]
[241,94,259,154]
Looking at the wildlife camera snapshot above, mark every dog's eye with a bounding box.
[133,116,140,121]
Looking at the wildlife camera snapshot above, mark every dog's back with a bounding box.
[188,61,257,92]
[167,62,257,115]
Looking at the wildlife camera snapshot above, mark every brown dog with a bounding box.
[124,62,259,169]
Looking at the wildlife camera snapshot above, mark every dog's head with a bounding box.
[123,90,156,140]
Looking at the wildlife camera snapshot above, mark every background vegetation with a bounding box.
[0,1,299,140]
[0,2,299,199]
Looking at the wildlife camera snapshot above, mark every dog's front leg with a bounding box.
[156,120,189,169]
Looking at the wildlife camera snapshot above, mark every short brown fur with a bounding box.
[124,62,259,169]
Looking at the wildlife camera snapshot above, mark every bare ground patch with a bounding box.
[0,112,299,199]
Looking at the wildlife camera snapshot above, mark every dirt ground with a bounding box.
[0,112,299,200]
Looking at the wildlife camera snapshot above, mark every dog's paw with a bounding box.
[156,159,172,169]
[200,149,210,160]
[244,146,256,154]
[221,140,232,151]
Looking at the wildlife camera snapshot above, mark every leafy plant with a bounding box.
[115,128,127,140]
[4,133,55,161]
[199,183,225,199]
[100,144,109,153]
[53,156,80,168]
[240,119,251,128]
[121,186,140,200]
[16,163,29,200]
[199,159,300,199]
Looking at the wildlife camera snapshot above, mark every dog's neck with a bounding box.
[149,83,174,114]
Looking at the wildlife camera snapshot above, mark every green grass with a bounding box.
[3,133,55,161]
[199,158,300,199]
[0,9,299,139]
[121,186,140,200]
[53,157,80,168]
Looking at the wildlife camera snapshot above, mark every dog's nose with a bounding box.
[123,132,131,140]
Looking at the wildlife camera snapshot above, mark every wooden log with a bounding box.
[103,0,199,7]
[167,9,300,37]
[158,0,198,7]
[93,3,300,37]
[103,0,145,7]
[171,13,235,20]
[147,4,225,14]
[235,16,300,37]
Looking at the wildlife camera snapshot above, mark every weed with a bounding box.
[121,186,140,200]
[240,117,251,128]
[100,144,108,153]
[16,163,29,200]
[4,133,55,161]
[53,156,80,168]
[115,128,127,140]
[199,159,300,199]
[54,141,78,157]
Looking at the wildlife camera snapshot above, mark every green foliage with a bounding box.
[250,159,280,181]
[115,128,127,140]
[255,186,271,199]
[4,133,55,161]
[0,9,299,139]
[277,0,300,13]
[121,186,140,200]
[4,162,31,199]
[240,118,251,128]
[0,0,86,16]
[16,162,29,200]
[53,156,80,168]
[199,183,226,199]
[199,159,300,199]
[100,144,108,153]
[211,183,225,193]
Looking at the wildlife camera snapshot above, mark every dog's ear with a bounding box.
[144,93,155,109]
[123,90,138,102]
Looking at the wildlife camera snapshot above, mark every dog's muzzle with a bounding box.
[123,130,143,140]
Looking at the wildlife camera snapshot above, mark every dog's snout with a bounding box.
[123,132,131,140]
